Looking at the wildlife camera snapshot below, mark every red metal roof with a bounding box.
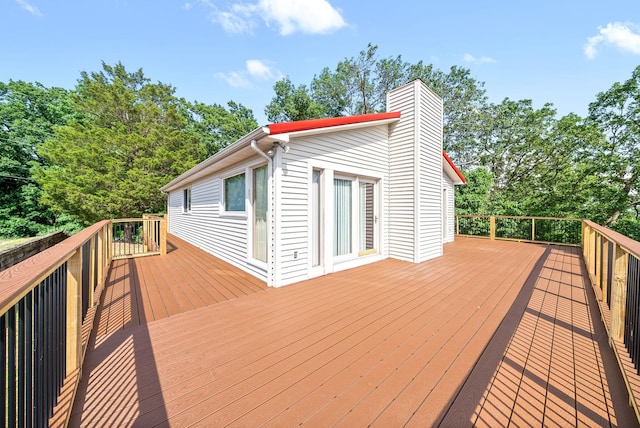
[267,112,401,135]
[443,150,466,183]
[267,112,465,184]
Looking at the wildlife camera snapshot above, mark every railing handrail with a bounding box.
[584,219,640,261]
[455,214,582,246]
[0,220,110,317]
[0,216,166,426]
[456,214,582,221]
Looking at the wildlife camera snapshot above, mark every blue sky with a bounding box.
[2,0,639,125]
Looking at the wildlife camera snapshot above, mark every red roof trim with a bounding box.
[443,150,466,184]
[268,112,401,135]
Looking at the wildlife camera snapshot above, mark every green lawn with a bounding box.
[0,237,33,251]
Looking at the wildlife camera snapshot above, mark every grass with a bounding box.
[0,237,33,251]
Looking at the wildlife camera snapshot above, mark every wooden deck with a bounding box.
[70,236,638,427]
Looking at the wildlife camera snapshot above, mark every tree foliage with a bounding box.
[36,62,207,224]
[0,80,82,237]
[265,43,487,167]
[186,100,257,157]
[265,77,324,123]
[588,65,640,226]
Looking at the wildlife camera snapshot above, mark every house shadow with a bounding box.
[69,258,169,426]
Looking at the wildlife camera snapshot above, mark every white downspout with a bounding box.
[250,139,274,287]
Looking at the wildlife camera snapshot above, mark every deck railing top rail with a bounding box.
[0,216,165,427]
[584,218,640,260]
[0,220,110,316]
[455,214,582,246]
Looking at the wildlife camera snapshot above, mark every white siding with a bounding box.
[276,125,391,286]
[387,80,444,263]
[442,173,456,243]
[167,157,268,282]
[387,83,417,262]
[417,84,444,262]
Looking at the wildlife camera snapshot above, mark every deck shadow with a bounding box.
[437,245,638,427]
[435,245,551,426]
[69,259,168,426]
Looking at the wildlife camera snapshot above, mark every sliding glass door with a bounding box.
[333,178,352,256]
[333,176,378,259]
[253,165,268,262]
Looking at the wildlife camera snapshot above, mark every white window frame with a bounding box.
[247,163,269,269]
[332,173,382,264]
[332,174,358,263]
[221,169,247,217]
[182,187,191,213]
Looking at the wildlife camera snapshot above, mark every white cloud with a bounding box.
[258,0,346,35]
[463,53,496,64]
[16,0,42,16]
[216,60,282,88]
[584,22,640,59]
[197,0,346,35]
[214,71,252,89]
[246,59,282,80]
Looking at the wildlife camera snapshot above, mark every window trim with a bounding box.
[249,163,269,267]
[182,187,191,213]
[221,170,247,217]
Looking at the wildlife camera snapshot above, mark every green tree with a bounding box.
[265,44,488,164]
[265,77,325,123]
[588,65,640,226]
[36,62,206,224]
[0,80,81,237]
[187,100,258,157]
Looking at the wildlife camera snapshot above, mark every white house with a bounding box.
[160,80,465,287]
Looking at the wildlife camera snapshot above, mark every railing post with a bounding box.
[582,221,587,260]
[66,248,82,375]
[160,215,167,256]
[490,216,496,240]
[602,238,609,303]
[97,227,104,289]
[88,234,95,307]
[531,218,535,241]
[610,243,629,341]
[596,233,602,289]
[456,215,459,236]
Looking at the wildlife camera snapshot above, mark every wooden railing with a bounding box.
[582,220,640,420]
[0,217,166,427]
[112,215,167,259]
[456,215,582,246]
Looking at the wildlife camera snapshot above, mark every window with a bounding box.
[224,173,246,212]
[183,188,191,213]
[253,165,268,262]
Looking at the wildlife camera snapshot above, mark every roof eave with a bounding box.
[160,126,270,193]
[442,151,466,185]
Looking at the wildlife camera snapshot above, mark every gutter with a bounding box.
[250,140,274,287]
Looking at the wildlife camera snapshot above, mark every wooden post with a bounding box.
[66,248,82,375]
[582,221,587,260]
[610,243,629,341]
[602,238,609,303]
[160,215,167,256]
[456,215,459,236]
[97,227,104,289]
[106,222,113,264]
[595,233,601,289]
[531,218,536,242]
[88,235,95,306]
[489,216,496,240]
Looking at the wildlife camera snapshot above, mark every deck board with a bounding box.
[70,237,638,427]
